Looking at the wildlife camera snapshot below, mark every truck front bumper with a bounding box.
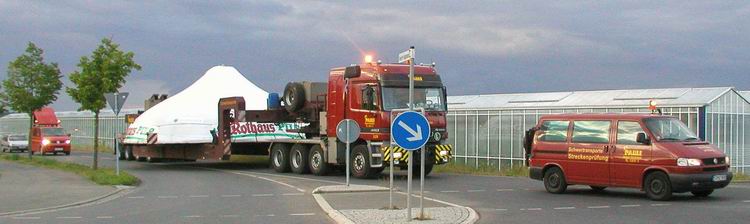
[380,144,453,166]
[669,171,733,193]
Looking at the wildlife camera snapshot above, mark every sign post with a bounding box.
[391,111,430,221]
[336,119,360,187]
[106,92,128,176]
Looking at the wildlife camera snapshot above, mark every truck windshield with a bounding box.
[644,118,699,142]
[42,128,66,136]
[9,135,26,141]
[382,87,446,111]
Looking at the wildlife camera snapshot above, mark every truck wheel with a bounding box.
[691,190,713,197]
[271,144,291,173]
[309,145,329,176]
[351,145,377,179]
[290,144,310,174]
[412,163,434,177]
[544,167,567,194]
[126,147,135,161]
[644,171,672,201]
[283,82,305,113]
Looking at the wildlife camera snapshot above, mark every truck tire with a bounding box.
[644,171,672,201]
[290,144,310,174]
[271,144,291,173]
[544,167,567,194]
[412,163,434,177]
[351,144,378,179]
[283,82,305,113]
[309,145,329,176]
[125,147,134,161]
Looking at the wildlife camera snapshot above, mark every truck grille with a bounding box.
[702,157,726,165]
[703,166,728,172]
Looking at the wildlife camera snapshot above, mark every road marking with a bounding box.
[252,194,274,197]
[650,204,670,207]
[588,206,610,209]
[96,216,113,219]
[621,204,641,208]
[217,170,306,192]
[523,188,531,191]
[467,189,486,192]
[554,207,576,210]
[289,213,315,216]
[743,200,750,203]
[189,195,209,198]
[282,193,305,196]
[440,190,460,193]
[128,196,145,199]
[158,196,178,199]
[56,216,82,219]
[521,208,542,211]
[221,194,242,197]
[184,215,202,218]
[496,189,515,192]
[221,215,240,218]
[255,214,276,217]
[12,217,40,220]
[495,209,508,211]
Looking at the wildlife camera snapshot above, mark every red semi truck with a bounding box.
[122,60,453,178]
[30,107,71,155]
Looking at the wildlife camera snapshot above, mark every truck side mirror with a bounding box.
[344,65,361,78]
[636,133,650,145]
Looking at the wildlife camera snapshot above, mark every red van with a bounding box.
[527,114,732,200]
[30,107,71,156]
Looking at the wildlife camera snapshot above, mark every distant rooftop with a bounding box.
[448,87,741,110]
[741,91,750,101]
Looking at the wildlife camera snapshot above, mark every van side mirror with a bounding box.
[344,65,361,78]
[636,133,650,145]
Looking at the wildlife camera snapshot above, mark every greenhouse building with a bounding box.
[447,87,750,173]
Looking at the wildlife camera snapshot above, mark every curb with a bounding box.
[312,185,390,194]
[312,186,356,224]
[0,185,133,217]
[394,191,479,224]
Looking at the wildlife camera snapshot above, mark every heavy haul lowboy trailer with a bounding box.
[121,60,453,178]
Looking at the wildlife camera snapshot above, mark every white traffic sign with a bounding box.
[391,111,430,150]
[336,119,360,144]
[105,92,129,115]
[398,48,415,63]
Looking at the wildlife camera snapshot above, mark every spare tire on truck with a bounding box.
[283,82,305,113]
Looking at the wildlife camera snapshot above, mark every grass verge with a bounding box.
[0,154,139,186]
[733,172,750,183]
[433,162,529,177]
[72,144,114,153]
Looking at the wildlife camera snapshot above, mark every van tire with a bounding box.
[691,190,713,197]
[290,144,310,174]
[644,171,672,201]
[283,82,306,113]
[309,145,329,176]
[544,167,567,194]
[271,144,291,173]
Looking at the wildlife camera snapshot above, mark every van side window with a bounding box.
[538,120,569,142]
[572,121,611,143]
[617,121,646,145]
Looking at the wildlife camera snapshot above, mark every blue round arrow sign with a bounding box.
[391,111,431,150]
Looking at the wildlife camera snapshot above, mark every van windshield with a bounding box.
[9,135,26,141]
[644,118,699,142]
[42,128,66,136]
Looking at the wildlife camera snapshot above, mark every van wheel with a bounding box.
[590,186,607,192]
[351,145,377,179]
[544,167,567,194]
[64,152,70,156]
[290,144,310,174]
[645,171,672,201]
[691,190,713,197]
[309,145,329,176]
[271,144,291,173]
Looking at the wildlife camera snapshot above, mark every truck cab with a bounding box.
[527,113,732,200]
[30,107,71,156]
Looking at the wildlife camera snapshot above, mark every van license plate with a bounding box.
[54,147,63,152]
[712,175,727,182]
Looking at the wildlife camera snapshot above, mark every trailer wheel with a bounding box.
[309,145,329,176]
[283,82,306,113]
[125,146,134,161]
[271,144,291,173]
[351,144,378,179]
[290,144,310,174]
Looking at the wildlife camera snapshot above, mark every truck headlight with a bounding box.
[393,152,403,159]
[439,150,448,156]
[677,158,701,166]
[42,139,51,146]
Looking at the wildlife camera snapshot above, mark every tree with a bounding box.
[67,38,141,169]
[3,42,63,159]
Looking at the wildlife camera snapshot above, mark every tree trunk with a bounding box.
[28,113,33,160]
[93,111,99,170]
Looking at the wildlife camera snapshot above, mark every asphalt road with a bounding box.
[3,151,749,224]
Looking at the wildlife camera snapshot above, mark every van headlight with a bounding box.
[726,156,730,165]
[42,139,51,146]
[65,139,71,144]
[677,158,701,166]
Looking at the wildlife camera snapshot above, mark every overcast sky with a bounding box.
[1,1,748,111]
